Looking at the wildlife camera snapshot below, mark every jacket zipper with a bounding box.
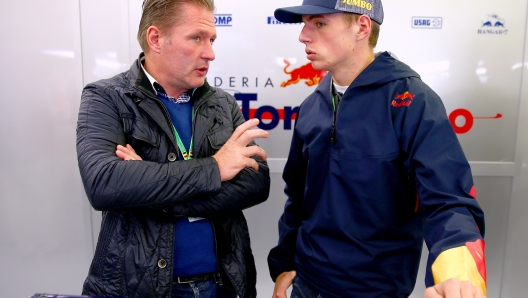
[331,111,337,144]
[331,89,338,144]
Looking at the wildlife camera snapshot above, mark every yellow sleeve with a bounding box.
[431,239,487,295]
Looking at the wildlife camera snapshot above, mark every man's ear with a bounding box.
[356,15,372,42]
[146,25,162,54]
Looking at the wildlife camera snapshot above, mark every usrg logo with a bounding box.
[412,17,442,29]
[214,14,232,27]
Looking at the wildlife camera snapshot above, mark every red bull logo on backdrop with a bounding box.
[281,60,328,88]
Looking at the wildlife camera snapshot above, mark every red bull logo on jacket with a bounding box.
[281,60,328,88]
[391,91,415,107]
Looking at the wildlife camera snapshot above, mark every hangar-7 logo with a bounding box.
[478,14,508,35]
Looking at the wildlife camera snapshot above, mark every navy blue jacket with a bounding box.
[268,52,486,297]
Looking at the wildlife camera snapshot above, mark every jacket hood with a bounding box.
[315,51,421,97]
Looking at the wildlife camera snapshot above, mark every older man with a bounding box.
[76,0,270,297]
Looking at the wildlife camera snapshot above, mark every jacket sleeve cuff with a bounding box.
[431,239,487,295]
[268,247,296,282]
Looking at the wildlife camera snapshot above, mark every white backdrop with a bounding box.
[1,0,528,297]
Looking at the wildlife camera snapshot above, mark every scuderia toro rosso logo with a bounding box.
[225,65,502,134]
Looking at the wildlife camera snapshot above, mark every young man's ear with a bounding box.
[356,15,372,42]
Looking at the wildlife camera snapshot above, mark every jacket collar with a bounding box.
[314,51,421,99]
[128,53,215,106]
[126,53,220,151]
[127,53,158,99]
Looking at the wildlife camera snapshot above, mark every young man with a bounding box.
[267,1,487,297]
[76,0,270,297]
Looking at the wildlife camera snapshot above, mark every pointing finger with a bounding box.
[235,128,270,146]
[229,118,261,142]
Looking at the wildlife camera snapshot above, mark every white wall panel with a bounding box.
[79,0,131,85]
[0,1,92,297]
[501,3,528,295]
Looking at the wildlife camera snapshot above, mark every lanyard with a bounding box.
[172,107,194,160]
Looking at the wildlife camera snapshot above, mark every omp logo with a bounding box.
[341,0,373,10]
[280,60,328,88]
[412,17,442,29]
[215,14,232,27]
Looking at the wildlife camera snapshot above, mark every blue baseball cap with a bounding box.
[275,0,384,25]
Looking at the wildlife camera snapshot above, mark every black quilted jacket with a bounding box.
[76,54,270,298]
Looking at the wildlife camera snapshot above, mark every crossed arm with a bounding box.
[114,118,271,217]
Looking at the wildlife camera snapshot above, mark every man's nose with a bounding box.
[203,41,215,61]
[299,25,310,44]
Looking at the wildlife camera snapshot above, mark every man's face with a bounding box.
[299,13,357,73]
[158,2,216,93]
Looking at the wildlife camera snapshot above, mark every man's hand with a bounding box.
[116,144,142,161]
[213,118,269,181]
[272,271,296,298]
[424,278,486,298]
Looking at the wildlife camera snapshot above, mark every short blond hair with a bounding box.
[344,13,380,48]
[137,0,215,52]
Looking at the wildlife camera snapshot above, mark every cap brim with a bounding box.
[274,5,341,23]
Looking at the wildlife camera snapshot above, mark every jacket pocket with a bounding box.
[121,113,160,147]
[90,211,118,278]
[206,125,233,151]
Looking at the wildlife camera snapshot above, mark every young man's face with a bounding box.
[299,13,358,73]
[158,2,216,93]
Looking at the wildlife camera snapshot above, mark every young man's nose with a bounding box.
[299,25,311,44]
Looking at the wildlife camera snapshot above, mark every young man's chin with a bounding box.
[311,61,329,71]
